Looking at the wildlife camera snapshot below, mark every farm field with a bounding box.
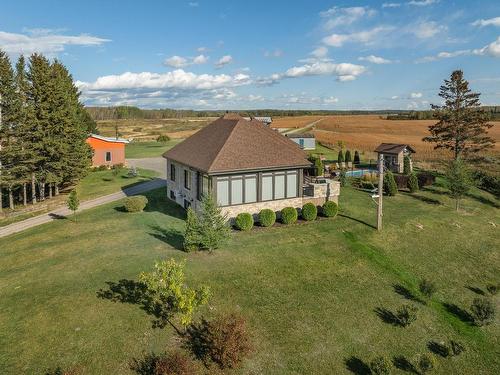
[270,115,327,129]
[0,184,498,374]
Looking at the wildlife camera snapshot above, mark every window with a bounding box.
[274,173,285,199]
[183,199,191,209]
[105,151,112,162]
[170,190,176,200]
[262,174,273,201]
[244,176,257,203]
[286,173,298,198]
[231,178,243,205]
[216,179,229,206]
[170,164,176,181]
[299,139,305,149]
[184,170,192,190]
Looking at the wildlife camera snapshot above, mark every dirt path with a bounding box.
[0,178,166,239]
[281,118,324,135]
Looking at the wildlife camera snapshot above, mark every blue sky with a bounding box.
[1,0,499,110]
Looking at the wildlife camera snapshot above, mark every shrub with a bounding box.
[322,201,338,217]
[301,203,317,221]
[337,149,344,164]
[396,304,417,327]
[308,155,324,177]
[186,313,251,369]
[345,150,352,165]
[280,207,298,224]
[470,298,495,326]
[235,213,253,231]
[408,172,419,193]
[403,155,412,175]
[198,194,231,251]
[417,354,435,373]
[486,283,499,295]
[361,181,375,190]
[339,169,348,187]
[384,171,398,196]
[157,134,170,143]
[258,209,276,227]
[419,279,437,298]
[417,172,436,188]
[124,195,148,212]
[184,207,200,252]
[471,169,500,198]
[353,150,361,165]
[393,174,409,190]
[450,340,465,356]
[154,351,198,375]
[369,356,391,375]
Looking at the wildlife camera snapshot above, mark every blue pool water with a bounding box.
[345,169,378,177]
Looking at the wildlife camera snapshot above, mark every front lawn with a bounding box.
[0,185,498,374]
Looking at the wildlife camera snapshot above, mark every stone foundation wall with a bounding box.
[221,197,304,219]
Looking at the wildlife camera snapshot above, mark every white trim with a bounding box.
[88,134,130,144]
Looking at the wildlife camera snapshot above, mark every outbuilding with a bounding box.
[86,134,129,167]
[374,143,415,174]
[285,133,316,150]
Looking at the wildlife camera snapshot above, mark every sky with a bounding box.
[0,0,499,110]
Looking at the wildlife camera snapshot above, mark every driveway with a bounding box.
[127,157,166,178]
[0,178,166,239]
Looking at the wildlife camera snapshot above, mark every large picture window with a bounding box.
[184,169,192,190]
[262,174,273,201]
[244,176,257,203]
[170,164,176,181]
[216,179,229,206]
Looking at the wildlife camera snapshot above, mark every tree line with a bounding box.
[0,50,95,211]
[387,106,500,121]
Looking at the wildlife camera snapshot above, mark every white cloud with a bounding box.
[473,37,500,57]
[416,49,471,62]
[163,54,209,67]
[320,6,376,29]
[382,3,401,8]
[192,54,209,64]
[412,21,446,39]
[215,55,233,68]
[472,17,500,27]
[410,92,422,98]
[311,46,328,58]
[408,0,438,6]
[247,94,264,102]
[323,96,339,104]
[416,37,500,62]
[391,95,399,99]
[77,69,251,91]
[322,26,394,47]
[359,55,393,64]
[0,30,110,55]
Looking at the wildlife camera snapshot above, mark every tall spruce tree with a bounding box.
[423,70,494,160]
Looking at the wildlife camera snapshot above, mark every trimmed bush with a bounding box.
[419,279,436,298]
[124,195,148,212]
[258,209,276,227]
[403,155,412,175]
[157,134,170,142]
[384,171,398,196]
[470,298,495,326]
[396,304,417,327]
[353,150,361,165]
[235,213,253,231]
[322,201,338,217]
[369,356,391,375]
[417,172,436,188]
[154,351,199,375]
[450,340,465,356]
[339,169,348,187]
[301,203,317,221]
[486,283,499,295]
[408,172,419,193]
[280,207,298,225]
[417,354,435,373]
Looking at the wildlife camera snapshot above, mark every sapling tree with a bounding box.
[337,149,344,165]
[198,194,230,251]
[345,150,352,166]
[353,150,360,165]
[67,190,79,221]
[384,171,398,196]
[445,159,472,211]
[183,207,200,252]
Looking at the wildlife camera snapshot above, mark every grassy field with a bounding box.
[126,140,183,159]
[271,115,327,129]
[0,181,498,374]
[0,168,158,227]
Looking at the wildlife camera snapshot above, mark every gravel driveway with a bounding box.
[127,157,166,178]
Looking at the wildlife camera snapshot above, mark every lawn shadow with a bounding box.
[148,224,185,250]
[129,352,159,375]
[422,186,449,196]
[339,213,376,230]
[344,356,371,375]
[393,284,422,303]
[404,192,441,205]
[393,355,418,373]
[48,213,67,220]
[465,285,485,295]
[374,307,401,326]
[465,192,500,209]
[427,341,450,357]
[142,189,186,219]
[96,279,182,333]
[442,302,474,324]
[182,319,212,367]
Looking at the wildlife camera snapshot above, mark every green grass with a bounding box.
[0,185,498,374]
[125,140,182,158]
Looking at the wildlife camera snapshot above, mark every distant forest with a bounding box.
[86,105,500,121]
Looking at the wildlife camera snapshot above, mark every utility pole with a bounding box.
[376,153,384,231]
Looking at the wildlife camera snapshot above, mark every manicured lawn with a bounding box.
[125,140,182,158]
[0,185,498,374]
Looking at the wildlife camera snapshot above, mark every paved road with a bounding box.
[127,157,166,178]
[0,178,166,239]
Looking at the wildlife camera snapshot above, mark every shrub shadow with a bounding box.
[129,352,159,375]
[48,213,67,220]
[344,356,371,375]
[404,193,441,205]
[427,341,450,357]
[374,307,401,326]
[442,302,474,324]
[393,284,423,303]
[466,285,485,295]
[393,355,418,373]
[182,319,212,367]
[148,224,185,250]
[465,192,500,209]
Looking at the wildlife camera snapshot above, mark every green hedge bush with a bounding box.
[280,207,298,224]
[259,209,276,227]
[301,203,317,221]
[322,201,338,217]
[235,213,253,231]
[157,134,170,142]
[124,195,148,212]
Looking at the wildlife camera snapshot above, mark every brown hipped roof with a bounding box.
[374,143,416,154]
[163,113,311,174]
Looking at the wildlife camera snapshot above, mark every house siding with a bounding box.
[289,137,316,150]
[86,137,126,167]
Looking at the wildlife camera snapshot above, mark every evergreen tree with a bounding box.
[337,149,344,165]
[408,172,419,193]
[198,194,230,251]
[445,159,472,211]
[384,171,398,196]
[345,150,352,165]
[353,150,360,165]
[403,155,412,175]
[423,70,494,160]
[183,207,200,252]
[67,189,79,221]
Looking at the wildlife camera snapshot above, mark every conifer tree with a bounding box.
[403,155,412,175]
[183,207,200,252]
[67,189,79,221]
[446,159,472,211]
[337,149,344,165]
[384,171,398,196]
[353,150,360,165]
[423,70,494,160]
[198,194,230,251]
[345,150,352,166]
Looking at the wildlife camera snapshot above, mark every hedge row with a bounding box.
[233,201,338,230]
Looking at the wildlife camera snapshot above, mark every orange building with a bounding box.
[86,134,130,167]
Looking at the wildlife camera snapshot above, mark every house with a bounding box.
[163,113,340,218]
[86,134,130,167]
[285,133,316,150]
[243,116,272,125]
[374,143,415,174]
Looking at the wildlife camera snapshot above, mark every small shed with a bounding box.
[86,134,130,167]
[286,133,316,150]
[374,143,415,174]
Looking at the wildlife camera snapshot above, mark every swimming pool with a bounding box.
[345,169,378,177]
